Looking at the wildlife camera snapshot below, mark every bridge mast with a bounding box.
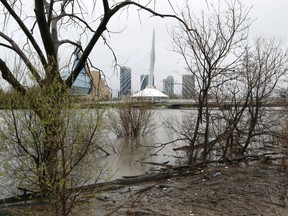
[147,29,155,88]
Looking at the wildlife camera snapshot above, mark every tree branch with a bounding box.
[0,32,43,85]
[34,0,56,59]
[103,0,110,14]
[0,59,26,95]
[0,0,48,68]
[47,0,55,27]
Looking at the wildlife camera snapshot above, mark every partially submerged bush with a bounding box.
[107,100,156,138]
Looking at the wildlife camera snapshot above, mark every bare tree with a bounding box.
[0,0,180,214]
[238,37,288,155]
[170,0,250,164]
[213,37,288,159]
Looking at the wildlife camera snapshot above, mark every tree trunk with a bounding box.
[27,78,66,194]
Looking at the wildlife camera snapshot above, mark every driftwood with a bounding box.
[0,172,175,207]
[0,192,45,205]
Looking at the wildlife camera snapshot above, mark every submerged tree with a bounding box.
[108,100,156,138]
[206,37,288,160]
[0,0,180,214]
[238,38,288,155]
[170,0,250,164]
[169,0,288,165]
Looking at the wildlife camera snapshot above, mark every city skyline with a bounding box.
[117,71,198,98]
[89,0,288,96]
[83,0,288,99]
[1,1,287,94]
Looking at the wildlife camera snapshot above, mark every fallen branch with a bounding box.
[139,161,173,168]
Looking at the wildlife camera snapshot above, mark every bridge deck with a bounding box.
[87,99,286,109]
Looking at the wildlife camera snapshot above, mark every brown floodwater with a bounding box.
[85,109,189,182]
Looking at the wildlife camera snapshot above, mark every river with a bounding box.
[0,106,283,199]
[0,108,188,199]
[84,108,189,182]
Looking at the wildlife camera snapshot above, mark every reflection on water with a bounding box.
[97,137,156,180]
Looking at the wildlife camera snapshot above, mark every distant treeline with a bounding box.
[0,88,93,109]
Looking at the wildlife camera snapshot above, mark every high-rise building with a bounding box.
[182,74,195,98]
[119,66,131,97]
[89,70,111,100]
[163,75,174,97]
[140,74,154,90]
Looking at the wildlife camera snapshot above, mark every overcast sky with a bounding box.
[1,0,287,95]
[89,0,288,96]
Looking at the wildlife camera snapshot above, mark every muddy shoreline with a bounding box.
[92,161,288,215]
[2,159,287,215]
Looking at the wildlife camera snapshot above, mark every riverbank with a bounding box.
[90,161,288,215]
[1,158,287,215]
